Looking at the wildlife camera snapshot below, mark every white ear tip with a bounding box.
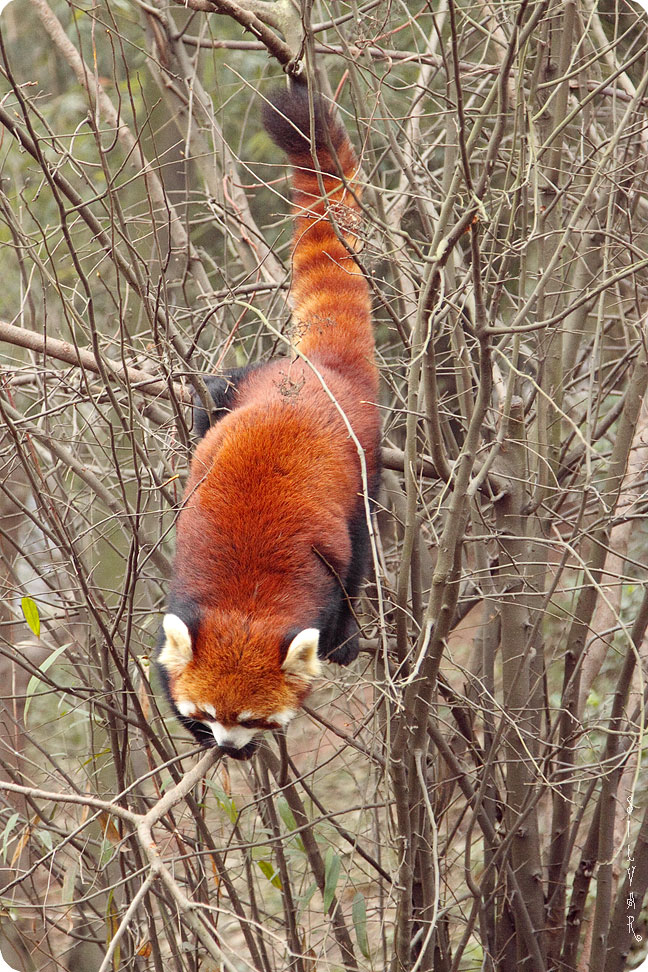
[282,628,322,680]
[163,614,189,639]
[158,613,193,675]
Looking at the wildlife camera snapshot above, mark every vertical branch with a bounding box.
[492,398,546,968]
[589,585,648,971]
[605,802,648,972]
[548,332,648,947]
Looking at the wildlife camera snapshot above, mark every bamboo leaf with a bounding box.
[20,597,40,638]
[1,813,20,862]
[257,859,282,889]
[352,892,370,958]
[24,643,70,721]
[277,796,297,832]
[38,828,53,852]
[298,882,318,909]
[322,849,340,912]
[61,856,79,906]
[277,797,305,851]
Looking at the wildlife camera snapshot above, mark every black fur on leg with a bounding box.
[316,583,358,665]
[191,366,257,441]
[325,616,361,666]
[314,494,376,666]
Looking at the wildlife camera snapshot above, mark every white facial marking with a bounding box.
[281,628,322,681]
[202,704,217,719]
[238,710,257,723]
[210,722,257,750]
[270,709,297,728]
[176,700,196,718]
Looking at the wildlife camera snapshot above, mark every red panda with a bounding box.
[156,80,380,760]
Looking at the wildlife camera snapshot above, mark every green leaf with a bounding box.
[81,748,111,767]
[277,797,305,851]
[257,859,282,889]
[224,796,238,825]
[38,828,53,852]
[277,796,297,832]
[61,856,79,905]
[1,813,20,862]
[21,597,40,637]
[99,837,115,868]
[322,849,340,912]
[352,892,370,958]
[204,782,238,823]
[297,882,319,909]
[24,643,70,721]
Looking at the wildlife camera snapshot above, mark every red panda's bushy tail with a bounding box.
[263,81,376,393]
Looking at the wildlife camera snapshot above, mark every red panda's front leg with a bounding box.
[313,492,374,665]
[190,366,258,441]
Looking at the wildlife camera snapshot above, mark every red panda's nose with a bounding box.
[219,739,259,761]
[211,722,257,750]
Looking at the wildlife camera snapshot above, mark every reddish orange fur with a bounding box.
[161,86,380,740]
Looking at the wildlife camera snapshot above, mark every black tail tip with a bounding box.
[262,81,346,159]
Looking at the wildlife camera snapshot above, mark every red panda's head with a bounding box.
[156,610,321,760]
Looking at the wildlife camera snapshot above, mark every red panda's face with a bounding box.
[157,613,321,759]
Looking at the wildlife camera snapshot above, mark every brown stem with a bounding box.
[170,0,294,67]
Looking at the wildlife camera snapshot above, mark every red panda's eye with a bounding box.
[239,719,260,729]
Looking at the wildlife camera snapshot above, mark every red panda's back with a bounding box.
[175,359,375,620]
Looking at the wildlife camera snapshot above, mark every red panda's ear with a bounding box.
[158,614,193,677]
[281,628,322,682]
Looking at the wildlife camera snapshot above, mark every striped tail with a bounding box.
[263,82,376,393]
